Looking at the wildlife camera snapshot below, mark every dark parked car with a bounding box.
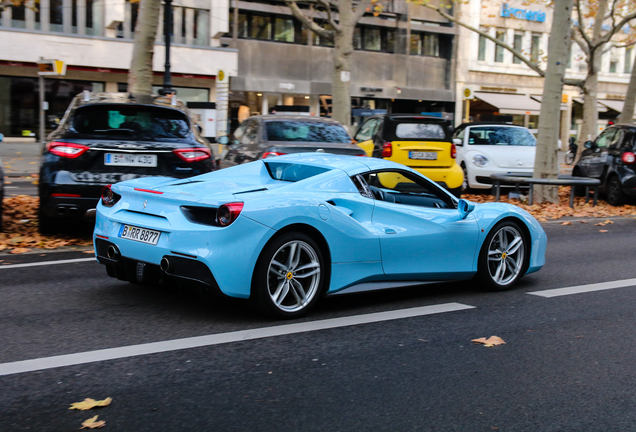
[222,115,365,167]
[573,124,636,206]
[39,92,216,233]
[0,154,4,232]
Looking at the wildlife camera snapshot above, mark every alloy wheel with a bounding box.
[486,226,525,286]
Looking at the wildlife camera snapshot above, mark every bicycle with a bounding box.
[565,138,577,165]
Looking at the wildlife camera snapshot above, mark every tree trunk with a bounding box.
[128,0,161,97]
[331,0,354,128]
[533,0,574,203]
[620,59,636,123]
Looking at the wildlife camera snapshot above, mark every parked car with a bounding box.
[573,124,636,206]
[94,153,546,319]
[353,115,463,197]
[221,115,365,167]
[452,122,536,192]
[0,155,4,232]
[39,92,216,233]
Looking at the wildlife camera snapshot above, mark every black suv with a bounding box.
[573,124,636,206]
[39,93,216,233]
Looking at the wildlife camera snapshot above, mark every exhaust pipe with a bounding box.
[160,257,172,273]
[57,206,67,215]
[68,207,79,216]
[107,245,120,260]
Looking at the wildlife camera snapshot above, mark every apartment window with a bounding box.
[131,1,139,34]
[315,23,334,47]
[478,31,486,61]
[71,0,78,33]
[274,17,294,42]
[237,12,248,38]
[385,29,395,53]
[625,47,633,73]
[11,3,26,28]
[494,30,505,63]
[50,0,64,32]
[610,60,618,73]
[86,0,101,36]
[251,15,271,40]
[364,27,381,51]
[34,5,40,30]
[193,9,209,45]
[513,33,523,64]
[354,27,362,49]
[423,33,439,56]
[531,34,541,63]
[410,33,422,55]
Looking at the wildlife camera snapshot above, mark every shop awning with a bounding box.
[598,99,624,113]
[474,92,542,115]
[530,95,567,110]
[572,97,608,112]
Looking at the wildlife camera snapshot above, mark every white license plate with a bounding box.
[409,151,437,160]
[119,224,161,245]
[105,153,158,167]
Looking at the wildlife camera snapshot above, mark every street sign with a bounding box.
[37,59,66,76]
[463,86,475,100]
[217,69,228,83]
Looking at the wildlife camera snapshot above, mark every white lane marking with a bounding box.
[0,257,95,270]
[0,303,474,377]
[528,278,636,298]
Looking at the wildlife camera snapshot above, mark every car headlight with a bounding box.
[472,155,489,167]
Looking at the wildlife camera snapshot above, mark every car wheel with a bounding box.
[476,220,528,291]
[253,232,326,319]
[38,206,57,235]
[461,164,472,195]
[606,175,626,206]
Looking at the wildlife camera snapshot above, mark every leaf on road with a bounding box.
[80,415,105,429]
[8,248,31,254]
[599,229,608,233]
[561,221,572,225]
[472,336,506,347]
[83,250,95,254]
[579,220,588,223]
[70,397,112,410]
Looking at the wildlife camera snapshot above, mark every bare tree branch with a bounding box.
[598,11,636,47]
[353,0,372,23]
[575,0,593,48]
[614,40,636,49]
[316,0,340,32]
[286,1,335,41]
[571,27,589,55]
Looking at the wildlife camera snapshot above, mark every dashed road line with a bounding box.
[528,278,636,298]
[0,258,95,270]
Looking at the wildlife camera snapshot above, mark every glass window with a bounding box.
[467,126,536,146]
[395,123,445,139]
[130,1,139,34]
[266,162,331,183]
[478,29,486,61]
[237,13,248,38]
[385,29,395,53]
[610,60,618,73]
[531,34,541,63]
[315,23,334,47]
[251,15,271,40]
[355,119,379,142]
[353,27,362,49]
[50,0,64,32]
[410,33,422,55]
[11,3,26,28]
[86,0,101,35]
[151,86,210,103]
[495,30,505,63]
[513,33,523,64]
[265,121,351,143]
[423,33,439,56]
[363,170,454,208]
[364,27,381,51]
[274,17,294,42]
[625,47,633,74]
[193,10,209,45]
[72,0,78,33]
[595,128,616,149]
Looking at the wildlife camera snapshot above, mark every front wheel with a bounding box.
[252,232,326,319]
[476,220,528,291]
[565,151,575,165]
[606,176,626,206]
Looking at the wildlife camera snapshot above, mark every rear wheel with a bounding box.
[253,232,326,319]
[565,151,575,165]
[606,175,626,206]
[476,220,528,291]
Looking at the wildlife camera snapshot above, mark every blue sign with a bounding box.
[352,109,387,117]
[501,3,546,23]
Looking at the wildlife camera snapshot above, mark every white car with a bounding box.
[452,123,536,190]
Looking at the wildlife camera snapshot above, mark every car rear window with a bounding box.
[468,126,536,146]
[265,162,331,182]
[395,123,446,140]
[71,105,191,141]
[265,121,351,143]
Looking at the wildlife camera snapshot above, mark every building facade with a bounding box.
[221,0,458,130]
[455,0,634,144]
[0,0,238,139]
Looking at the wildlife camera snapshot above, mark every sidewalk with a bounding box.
[0,140,42,177]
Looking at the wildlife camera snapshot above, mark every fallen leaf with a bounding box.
[472,336,506,347]
[83,250,95,254]
[561,221,572,225]
[9,248,31,254]
[80,415,105,429]
[70,397,112,411]
[579,220,588,223]
[599,229,608,233]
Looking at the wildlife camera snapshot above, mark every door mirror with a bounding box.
[452,138,463,146]
[217,135,229,145]
[584,140,593,149]
[195,124,203,135]
[458,199,475,219]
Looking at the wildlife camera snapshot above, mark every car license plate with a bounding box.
[409,151,437,160]
[105,153,158,167]
[118,224,161,245]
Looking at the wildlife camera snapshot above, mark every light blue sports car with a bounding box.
[94,153,546,318]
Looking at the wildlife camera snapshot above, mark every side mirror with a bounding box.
[452,138,463,146]
[458,199,475,219]
[584,140,593,149]
[195,124,203,135]
[217,135,229,145]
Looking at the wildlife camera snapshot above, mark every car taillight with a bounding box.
[622,152,636,164]
[101,185,121,207]
[217,202,244,227]
[173,147,211,163]
[382,142,392,158]
[262,152,287,158]
[451,143,457,159]
[47,142,89,159]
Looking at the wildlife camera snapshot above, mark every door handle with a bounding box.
[384,228,397,234]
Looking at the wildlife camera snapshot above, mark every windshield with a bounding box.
[265,121,351,143]
[71,105,191,141]
[468,126,536,146]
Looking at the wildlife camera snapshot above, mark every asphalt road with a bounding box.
[2,218,636,431]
